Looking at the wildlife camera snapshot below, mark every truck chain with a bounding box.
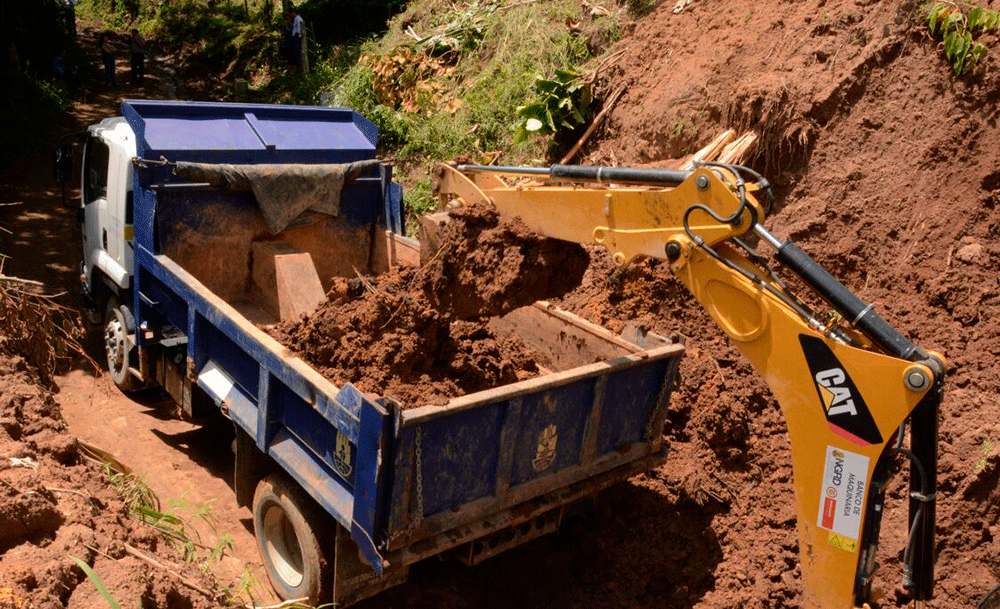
[385,426,424,548]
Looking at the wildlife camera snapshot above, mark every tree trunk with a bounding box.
[301,23,309,75]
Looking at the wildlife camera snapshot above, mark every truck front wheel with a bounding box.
[252,474,332,604]
[104,295,137,392]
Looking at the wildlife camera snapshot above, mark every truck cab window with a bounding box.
[83,137,110,204]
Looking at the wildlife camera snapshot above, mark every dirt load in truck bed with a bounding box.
[271,203,590,406]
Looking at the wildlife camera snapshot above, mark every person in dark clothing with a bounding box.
[129,29,146,85]
[99,33,116,86]
[63,0,77,37]
[281,13,294,68]
[52,49,79,94]
[290,7,303,72]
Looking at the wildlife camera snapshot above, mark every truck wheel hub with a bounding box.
[263,505,304,588]
[105,317,126,371]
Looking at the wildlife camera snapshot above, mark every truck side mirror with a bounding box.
[53,144,73,184]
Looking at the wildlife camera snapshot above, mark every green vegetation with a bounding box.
[68,0,634,221]
[99,462,267,605]
[927,2,1000,75]
[0,0,77,165]
[69,556,125,609]
[974,437,995,472]
[516,68,594,143]
[321,0,630,213]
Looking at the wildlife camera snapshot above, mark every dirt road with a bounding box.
[0,31,278,603]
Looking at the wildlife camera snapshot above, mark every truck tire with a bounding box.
[103,295,137,392]
[252,474,332,604]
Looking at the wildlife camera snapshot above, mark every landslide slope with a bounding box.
[554,0,1000,607]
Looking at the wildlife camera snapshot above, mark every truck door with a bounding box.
[105,145,133,274]
[82,131,134,294]
[82,135,109,289]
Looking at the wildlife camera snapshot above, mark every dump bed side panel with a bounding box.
[384,342,682,554]
[132,249,392,570]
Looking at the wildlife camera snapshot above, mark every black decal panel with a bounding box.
[800,335,884,446]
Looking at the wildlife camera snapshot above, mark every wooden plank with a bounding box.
[251,240,326,322]
[579,375,608,464]
[492,398,523,501]
[401,341,683,424]
[384,231,420,269]
[417,211,452,265]
[531,301,644,353]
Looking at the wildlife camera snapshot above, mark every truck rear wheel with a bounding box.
[252,474,332,604]
[104,295,137,392]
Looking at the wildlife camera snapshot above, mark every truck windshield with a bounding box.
[83,137,110,204]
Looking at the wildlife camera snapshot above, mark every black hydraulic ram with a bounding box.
[456,164,694,187]
[754,223,941,601]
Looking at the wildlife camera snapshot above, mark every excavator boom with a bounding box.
[433,162,945,609]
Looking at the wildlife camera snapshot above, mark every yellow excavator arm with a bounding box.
[433,162,945,609]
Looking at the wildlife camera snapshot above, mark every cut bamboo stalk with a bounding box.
[717,132,758,165]
[681,129,735,169]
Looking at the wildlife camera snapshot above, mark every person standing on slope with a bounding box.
[290,7,303,73]
[129,29,146,85]
[99,32,117,86]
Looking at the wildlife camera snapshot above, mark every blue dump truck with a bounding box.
[78,100,684,605]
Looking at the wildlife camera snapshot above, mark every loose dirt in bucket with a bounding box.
[272,203,589,406]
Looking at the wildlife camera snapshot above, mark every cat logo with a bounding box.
[532,424,558,472]
[815,368,859,417]
[800,335,884,446]
[333,430,353,479]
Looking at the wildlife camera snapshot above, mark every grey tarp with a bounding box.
[172,160,380,234]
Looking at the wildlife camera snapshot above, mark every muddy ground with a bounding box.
[0,299,218,609]
[2,0,999,608]
[0,30,266,609]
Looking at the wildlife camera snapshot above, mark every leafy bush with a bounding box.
[515,68,593,142]
[322,0,615,166]
[0,66,68,166]
[928,2,1000,75]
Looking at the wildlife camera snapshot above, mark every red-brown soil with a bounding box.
[273,203,589,406]
[0,29,258,609]
[542,0,1000,607]
[3,1,1000,607]
[0,316,216,609]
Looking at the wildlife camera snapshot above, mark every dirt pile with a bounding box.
[541,0,1000,606]
[0,290,215,609]
[274,203,589,406]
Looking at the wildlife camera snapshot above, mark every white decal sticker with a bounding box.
[816,445,869,542]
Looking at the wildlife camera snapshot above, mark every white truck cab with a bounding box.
[81,117,136,300]
[81,117,141,391]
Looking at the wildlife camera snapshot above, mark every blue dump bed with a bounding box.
[122,100,683,601]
